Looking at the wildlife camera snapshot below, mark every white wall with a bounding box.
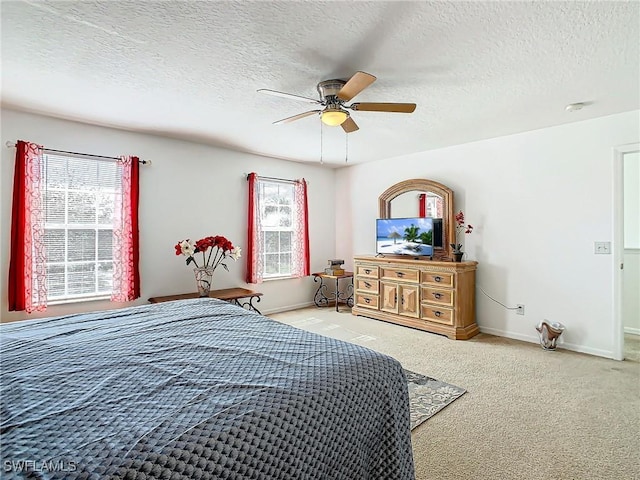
[1,109,336,322]
[623,151,640,334]
[336,110,640,359]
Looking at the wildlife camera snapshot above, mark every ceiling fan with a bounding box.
[257,71,416,133]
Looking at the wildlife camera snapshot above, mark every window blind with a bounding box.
[260,180,294,277]
[42,154,122,300]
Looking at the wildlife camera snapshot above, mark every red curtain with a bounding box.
[111,156,140,301]
[419,193,426,217]
[8,140,47,312]
[246,173,259,283]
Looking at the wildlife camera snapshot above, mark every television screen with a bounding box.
[376,217,434,256]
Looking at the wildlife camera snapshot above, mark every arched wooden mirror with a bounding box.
[379,179,455,260]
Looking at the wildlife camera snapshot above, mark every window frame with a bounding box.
[42,153,119,303]
[258,179,297,280]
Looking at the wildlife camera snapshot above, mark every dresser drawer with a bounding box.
[421,305,454,325]
[356,278,379,294]
[421,287,454,307]
[356,265,379,279]
[422,271,455,288]
[380,267,420,283]
[356,293,379,310]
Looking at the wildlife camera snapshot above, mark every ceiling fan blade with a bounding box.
[272,110,321,125]
[350,102,417,113]
[337,71,377,101]
[257,89,321,104]
[341,116,359,133]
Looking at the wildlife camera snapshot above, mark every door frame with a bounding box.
[613,143,639,361]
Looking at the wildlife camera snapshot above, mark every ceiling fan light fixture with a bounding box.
[321,109,348,126]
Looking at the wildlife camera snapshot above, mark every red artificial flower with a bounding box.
[195,237,214,253]
[175,234,241,270]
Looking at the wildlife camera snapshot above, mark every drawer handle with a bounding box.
[396,272,404,278]
[434,276,442,282]
[364,269,371,274]
[434,310,442,317]
[364,298,371,304]
[364,281,372,288]
[433,293,443,299]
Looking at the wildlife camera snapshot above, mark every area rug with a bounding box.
[405,369,466,430]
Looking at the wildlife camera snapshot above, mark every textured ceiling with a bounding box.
[1,1,639,166]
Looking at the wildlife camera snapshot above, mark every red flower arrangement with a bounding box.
[174,235,241,272]
[450,211,474,253]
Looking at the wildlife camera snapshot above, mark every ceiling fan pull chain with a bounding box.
[345,132,348,164]
[320,121,323,165]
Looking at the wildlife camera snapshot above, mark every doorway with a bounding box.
[614,143,640,361]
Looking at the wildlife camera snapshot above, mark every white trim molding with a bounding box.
[479,326,615,359]
[612,143,640,361]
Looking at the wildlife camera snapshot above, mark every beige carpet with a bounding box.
[270,307,640,480]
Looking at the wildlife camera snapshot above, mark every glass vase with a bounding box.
[194,267,214,297]
[535,321,566,351]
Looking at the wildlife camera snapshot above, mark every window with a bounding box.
[260,181,294,278]
[246,174,309,283]
[42,154,120,301]
[8,140,140,313]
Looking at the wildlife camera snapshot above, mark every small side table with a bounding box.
[312,272,354,312]
[149,287,263,314]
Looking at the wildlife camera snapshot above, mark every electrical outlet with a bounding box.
[516,304,525,315]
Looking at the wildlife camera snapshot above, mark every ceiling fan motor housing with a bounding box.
[317,79,347,105]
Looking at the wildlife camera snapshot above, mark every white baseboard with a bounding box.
[478,326,616,360]
[479,326,539,345]
[263,301,315,315]
[624,326,640,336]
[266,309,623,360]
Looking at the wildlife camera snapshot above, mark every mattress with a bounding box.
[1,298,414,479]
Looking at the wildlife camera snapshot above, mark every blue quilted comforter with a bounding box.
[1,298,414,479]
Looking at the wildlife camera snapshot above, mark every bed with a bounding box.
[1,298,414,479]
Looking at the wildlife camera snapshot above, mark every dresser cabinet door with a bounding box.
[399,285,419,318]
[380,282,399,313]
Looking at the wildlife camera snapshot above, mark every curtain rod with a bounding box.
[5,141,152,165]
[245,173,299,184]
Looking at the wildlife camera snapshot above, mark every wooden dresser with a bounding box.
[352,255,479,340]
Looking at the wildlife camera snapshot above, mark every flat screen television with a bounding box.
[376,217,434,257]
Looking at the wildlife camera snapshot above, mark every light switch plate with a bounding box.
[594,241,611,254]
